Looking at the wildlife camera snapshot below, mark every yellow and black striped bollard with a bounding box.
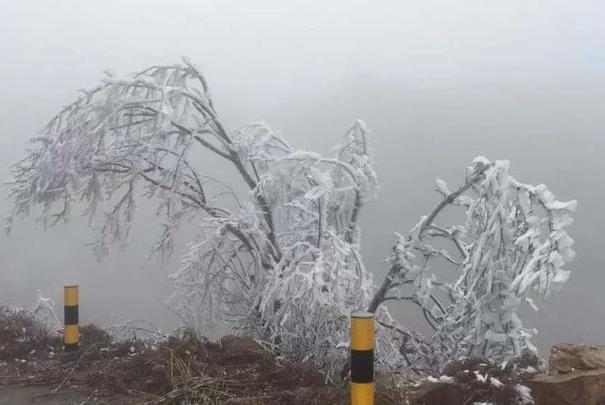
[351,311,374,405]
[64,285,79,352]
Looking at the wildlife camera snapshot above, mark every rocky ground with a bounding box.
[2,305,605,404]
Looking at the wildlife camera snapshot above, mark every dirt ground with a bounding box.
[0,306,538,404]
[0,385,105,404]
[0,326,352,404]
[0,307,359,404]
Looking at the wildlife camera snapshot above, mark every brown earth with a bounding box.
[1,327,347,404]
[0,307,413,404]
[8,306,605,404]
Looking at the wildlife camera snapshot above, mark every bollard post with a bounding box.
[63,285,79,352]
[350,311,374,405]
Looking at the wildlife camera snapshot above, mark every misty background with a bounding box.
[1,1,604,352]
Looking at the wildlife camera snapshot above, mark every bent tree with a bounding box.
[7,59,576,376]
[368,158,576,372]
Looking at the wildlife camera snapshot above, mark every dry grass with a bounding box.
[2,305,540,404]
[0,307,349,403]
[139,349,231,404]
[413,354,540,405]
[0,306,62,362]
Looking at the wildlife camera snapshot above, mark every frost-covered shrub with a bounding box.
[0,292,62,361]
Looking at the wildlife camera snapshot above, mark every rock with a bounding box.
[412,381,466,405]
[530,369,605,405]
[550,343,605,374]
[533,345,605,405]
[220,335,262,353]
[375,372,424,403]
[80,324,112,348]
[151,364,165,381]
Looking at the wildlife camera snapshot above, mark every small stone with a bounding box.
[151,364,165,380]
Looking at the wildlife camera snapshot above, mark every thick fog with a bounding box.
[1,1,604,351]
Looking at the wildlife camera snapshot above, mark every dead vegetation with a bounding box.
[1,306,542,404]
[414,354,540,405]
[0,306,62,362]
[0,306,353,404]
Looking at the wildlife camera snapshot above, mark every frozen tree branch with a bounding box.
[369,157,576,372]
[369,161,491,313]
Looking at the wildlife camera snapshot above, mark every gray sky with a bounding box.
[1,0,604,350]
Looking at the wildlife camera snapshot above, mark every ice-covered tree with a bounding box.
[369,157,577,372]
[6,59,383,375]
[6,59,576,376]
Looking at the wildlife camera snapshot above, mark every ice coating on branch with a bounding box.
[32,290,61,332]
[515,384,534,404]
[435,178,450,195]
